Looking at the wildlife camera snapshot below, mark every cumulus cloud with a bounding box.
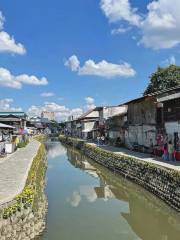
[111,27,130,35]
[0,32,26,55]
[140,0,180,49]
[27,102,83,121]
[85,97,96,110]
[65,55,80,71]
[40,92,55,97]
[100,0,142,26]
[65,55,136,78]
[67,185,97,207]
[0,98,22,112]
[0,11,26,55]
[0,67,48,89]
[0,11,5,30]
[162,55,176,66]
[101,0,180,50]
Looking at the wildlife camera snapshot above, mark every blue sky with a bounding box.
[0,0,179,120]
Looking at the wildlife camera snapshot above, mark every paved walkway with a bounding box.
[0,140,40,205]
[88,142,180,172]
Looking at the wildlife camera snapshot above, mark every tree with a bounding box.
[144,65,180,95]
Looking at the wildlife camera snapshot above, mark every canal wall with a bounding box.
[0,140,47,240]
[60,135,180,212]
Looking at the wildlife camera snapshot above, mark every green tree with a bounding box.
[144,65,180,95]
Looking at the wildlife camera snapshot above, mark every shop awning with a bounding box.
[0,123,15,129]
[82,129,92,133]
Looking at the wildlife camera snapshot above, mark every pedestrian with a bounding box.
[150,139,154,157]
[97,136,100,146]
[162,143,168,161]
[173,149,177,161]
[168,140,174,161]
[101,135,105,145]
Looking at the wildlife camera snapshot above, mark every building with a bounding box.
[0,112,27,131]
[121,86,180,153]
[106,110,128,146]
[124,96,158,152]
[78,108,100,139]
[155,86,180,154]
[99,105,128,138]
[41,111,55,121]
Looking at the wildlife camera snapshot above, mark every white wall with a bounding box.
[165,122,180,140]
[86,110,99,118]
[84,121,95,131]
[126,125,156,147]
[103,106,127,120]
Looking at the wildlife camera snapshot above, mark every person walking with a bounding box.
[162,143,168,161]
[97,135,100,146]
[168,140,174,161]
[101,135,105,145]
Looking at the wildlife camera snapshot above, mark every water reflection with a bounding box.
[40,142,180,240]
[46,142,67,159]
[66,147,180,240]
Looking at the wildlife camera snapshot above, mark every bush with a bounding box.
[17,140,29,148]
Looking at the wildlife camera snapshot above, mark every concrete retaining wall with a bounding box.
[0,142,47,240]
[60,136,180,212]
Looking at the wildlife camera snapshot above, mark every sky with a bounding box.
[0,0,180,121]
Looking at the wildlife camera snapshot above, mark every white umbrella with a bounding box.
[0,123,15,129]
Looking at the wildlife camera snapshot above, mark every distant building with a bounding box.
[0,112,27,130]
[41,111,55,121]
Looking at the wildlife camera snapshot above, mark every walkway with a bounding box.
[88,142,180,172]
[0,140,40,205]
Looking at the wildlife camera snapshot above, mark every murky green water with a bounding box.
[39,141,180,240]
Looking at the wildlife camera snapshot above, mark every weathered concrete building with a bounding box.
[124,96,157,151]
[106,107,128,145]
[78,108,100,139]
[156,86,180,154]
[92,106,128,139]
[0,112,27,130]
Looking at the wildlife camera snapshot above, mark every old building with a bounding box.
[41,111,55,121]
[124,96,158,152]
[106,110,128,146]
[156,86,180,154]
[91,106,128,139]
[0,112,27,131]
[78,108,100,139]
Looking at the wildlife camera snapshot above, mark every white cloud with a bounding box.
[111,27,130,35]
[67,191,81,207]
[0,31,26,55]
[140,0,180,49]
[0,67,48,89]
[47,144,67,159]
[27,102,83,121]
[101,0,180,50]
[162,55,176,66]
[0,11,26,55]
[85,97,96,110]
[100,0,142,26]
[67,185,97,207]
[0,11,5,30]
[65,55,80,71]
[41,92,55,97]
[65,55,136,78]
[0,98,22,112]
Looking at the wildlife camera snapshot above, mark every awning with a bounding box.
[0,123,15,129]
[82,129,92,133]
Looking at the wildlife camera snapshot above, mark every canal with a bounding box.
[39,141,180,240]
